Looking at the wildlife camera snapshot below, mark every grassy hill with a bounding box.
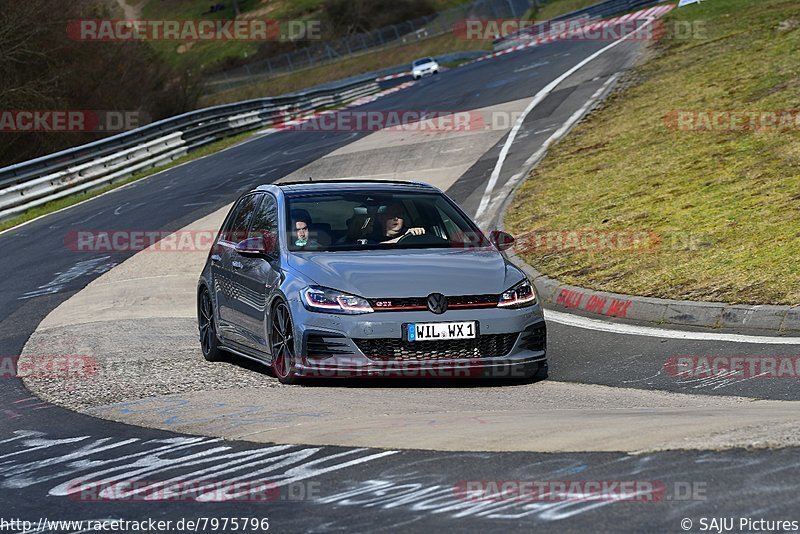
[506,0,800,305]
[132,0,475,73]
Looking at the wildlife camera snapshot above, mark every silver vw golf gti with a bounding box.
[197,180,547,383]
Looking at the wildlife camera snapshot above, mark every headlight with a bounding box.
[302,286,373,314]
[497,279,536,308]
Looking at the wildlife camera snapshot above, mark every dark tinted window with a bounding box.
[222,194,259,243]
[249,194,278,239]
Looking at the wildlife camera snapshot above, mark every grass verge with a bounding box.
[200,32,490,107]
[506,0,800,305]
[0,131,255,233]
[530,0,605,20]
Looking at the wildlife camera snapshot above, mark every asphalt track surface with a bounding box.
[2,21,800,533]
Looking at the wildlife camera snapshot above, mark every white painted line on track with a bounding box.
[475,16,659,220]
[545,309,800,345]
[476,72,619,227]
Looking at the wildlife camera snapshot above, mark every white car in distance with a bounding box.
[411,57,440,79]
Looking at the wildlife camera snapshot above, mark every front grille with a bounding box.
[306,334,355,359]
[354,333,518,361]
[520,322,546,352]
[370,297,427,311]
[448,294,498,308]
[369,294,498,311]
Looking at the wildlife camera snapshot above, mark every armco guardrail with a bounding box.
[0,77,379,222]
[494,0,668,50]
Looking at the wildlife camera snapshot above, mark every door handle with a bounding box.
[231,260,244,269]
[210,254,222,262]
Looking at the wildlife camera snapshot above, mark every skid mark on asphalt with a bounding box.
[0,430,397,502]
[18,257,117,300]
[1,397,56,419]
[316,451,800,524]
[89,397,328,433]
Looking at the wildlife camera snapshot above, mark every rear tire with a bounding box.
[270,301,300,385]
[199,288,225,362]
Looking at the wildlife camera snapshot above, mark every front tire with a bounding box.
[270,301,299,384]
[199,287,225,362]
[525,361,548,381]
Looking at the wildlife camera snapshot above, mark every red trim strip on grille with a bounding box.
[373,305,428,311]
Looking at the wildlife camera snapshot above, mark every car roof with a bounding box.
[257,180,440,195]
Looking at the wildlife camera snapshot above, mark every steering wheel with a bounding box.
[396,232,449,245]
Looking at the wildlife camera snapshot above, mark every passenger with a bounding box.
[376,202,425,244]
[292,215,321,249]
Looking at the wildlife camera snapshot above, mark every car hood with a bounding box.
[285,248,523,298]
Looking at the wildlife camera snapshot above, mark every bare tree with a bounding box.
[0,0,198,167]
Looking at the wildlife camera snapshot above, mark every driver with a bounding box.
[377,202,425,244]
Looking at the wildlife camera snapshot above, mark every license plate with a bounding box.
[406,321,477,341]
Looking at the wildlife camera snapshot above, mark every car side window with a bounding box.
[222,194,259,243]
[249,194,278,243]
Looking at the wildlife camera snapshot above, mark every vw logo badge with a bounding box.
[427,293,448,314]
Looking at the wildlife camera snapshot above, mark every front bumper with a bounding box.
[290,301,547,379]
[413,67,437,78]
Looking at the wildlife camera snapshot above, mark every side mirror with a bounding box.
[449,230,488,248]
[489,230,515,251]
[235,232,277,257]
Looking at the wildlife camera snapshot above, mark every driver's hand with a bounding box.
[405,227,426,236]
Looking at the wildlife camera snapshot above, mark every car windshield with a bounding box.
[286,191,489,252]
[413,58,434,66]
